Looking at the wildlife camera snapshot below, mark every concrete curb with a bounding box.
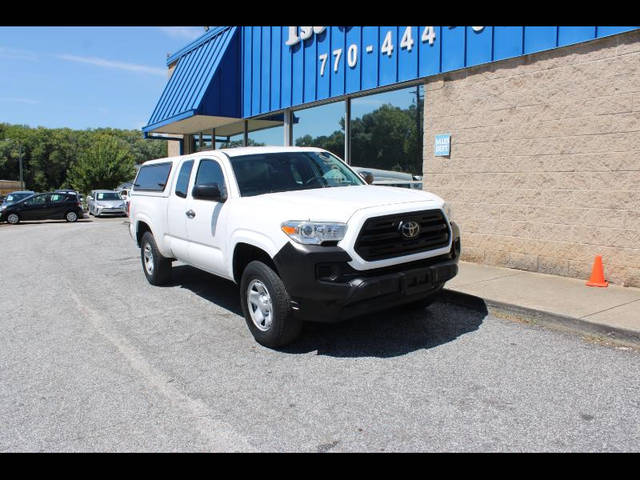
[440,288,640,349]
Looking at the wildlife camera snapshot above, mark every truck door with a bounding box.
[166,158,194,263]
[185,157,229,277]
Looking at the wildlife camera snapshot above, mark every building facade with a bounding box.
[143,26,640,287]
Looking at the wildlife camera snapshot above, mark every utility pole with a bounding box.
[19,142,24,190]
[415,85,423,175]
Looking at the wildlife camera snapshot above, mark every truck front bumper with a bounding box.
[273,221,461,322]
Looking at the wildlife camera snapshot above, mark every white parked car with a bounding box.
[87,189,127,217]
[351,166,423,190]
[128,147,460,347]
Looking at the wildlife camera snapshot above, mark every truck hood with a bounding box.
[241,185,444,223]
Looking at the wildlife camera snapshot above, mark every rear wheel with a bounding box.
[65,211,78,222]
[140,231,172,285]
[240,260,302,348]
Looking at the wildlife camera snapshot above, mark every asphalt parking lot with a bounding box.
[1,217,639,452]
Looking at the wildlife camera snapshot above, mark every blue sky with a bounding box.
[0,26,418,142]
[0,26,205,131]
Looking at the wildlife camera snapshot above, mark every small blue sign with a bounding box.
[434,134,451,157]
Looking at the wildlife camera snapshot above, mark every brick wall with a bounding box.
[422,30,640,287]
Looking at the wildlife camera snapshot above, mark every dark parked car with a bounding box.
[0,192,84,224]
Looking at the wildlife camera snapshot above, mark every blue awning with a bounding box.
[143,26,241,135]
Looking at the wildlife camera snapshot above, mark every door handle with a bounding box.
[185,209,196,219]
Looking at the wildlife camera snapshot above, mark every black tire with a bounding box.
[6,213,20,225]
[65,210,79,222]
[140,231,172,286]
[240,260,302,348]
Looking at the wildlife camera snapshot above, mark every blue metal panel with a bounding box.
[316,28,330,100]
[291,38,304,106]
[558,26,596,47]
[361,27,379,90]
[330,27,345,97]
[441,26,465,72]
[270,27,281,111]
[280,28,292,109]
[597,26,637,37]
[303,32,317,102]
[143,27,239,133]
[261,26,271,113]
[398,26,418,82]
[157,25,640,129]
[493,26,523,61]
[418,26,441,77]
[243,26,252,117]
[524,26,558,54]
[466,26,493,66]
[379,26,398,86]
[346,27,362,94]
[251,27,261,116]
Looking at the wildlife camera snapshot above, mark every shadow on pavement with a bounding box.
[1,218,93,225]
[282,301,486,358]
[168,264,244,316]
[169,264,487,358]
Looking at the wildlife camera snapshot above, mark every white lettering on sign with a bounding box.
[285,26,327,46]
[283,27,486,76]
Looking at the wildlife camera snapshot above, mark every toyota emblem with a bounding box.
[399,220,420,239]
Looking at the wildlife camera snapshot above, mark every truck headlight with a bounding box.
[281,221,347,245]
[442,202,454,222]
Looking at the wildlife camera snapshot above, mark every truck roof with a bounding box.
[139,146,328,166]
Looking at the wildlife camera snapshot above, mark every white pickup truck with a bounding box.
[129,146,460,348]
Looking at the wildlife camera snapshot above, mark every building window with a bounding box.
[293,101,345,159]
[350,85,424,175]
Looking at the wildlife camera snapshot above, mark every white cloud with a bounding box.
[0,46,38,61]
[158,27,205,41]
[0,97,38,104]
[56,54,166,76]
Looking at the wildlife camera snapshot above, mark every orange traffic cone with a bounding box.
[586,255,608,287]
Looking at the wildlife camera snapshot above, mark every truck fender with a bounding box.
[227,229,283,281]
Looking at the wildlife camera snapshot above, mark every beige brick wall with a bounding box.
[423,30,640,287]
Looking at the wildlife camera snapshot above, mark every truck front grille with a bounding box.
[354,209,450,261]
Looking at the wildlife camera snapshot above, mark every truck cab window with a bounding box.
[175,160,194,198]
[194,159,226,196]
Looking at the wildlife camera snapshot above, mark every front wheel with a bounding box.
[140,231,172,285]
[240,260,302,348]
[6,213,20,225]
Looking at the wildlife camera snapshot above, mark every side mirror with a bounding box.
[87,196,93,201]
[360,171,375,184]
[192,183,226,202]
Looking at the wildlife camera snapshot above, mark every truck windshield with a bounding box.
[229,151,365,197]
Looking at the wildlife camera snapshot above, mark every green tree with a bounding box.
[67,134,136,194]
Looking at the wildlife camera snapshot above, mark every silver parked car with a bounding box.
[87,189,127,217]
[351,167,423,190]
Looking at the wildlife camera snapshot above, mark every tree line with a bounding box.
[0,123,167,194]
